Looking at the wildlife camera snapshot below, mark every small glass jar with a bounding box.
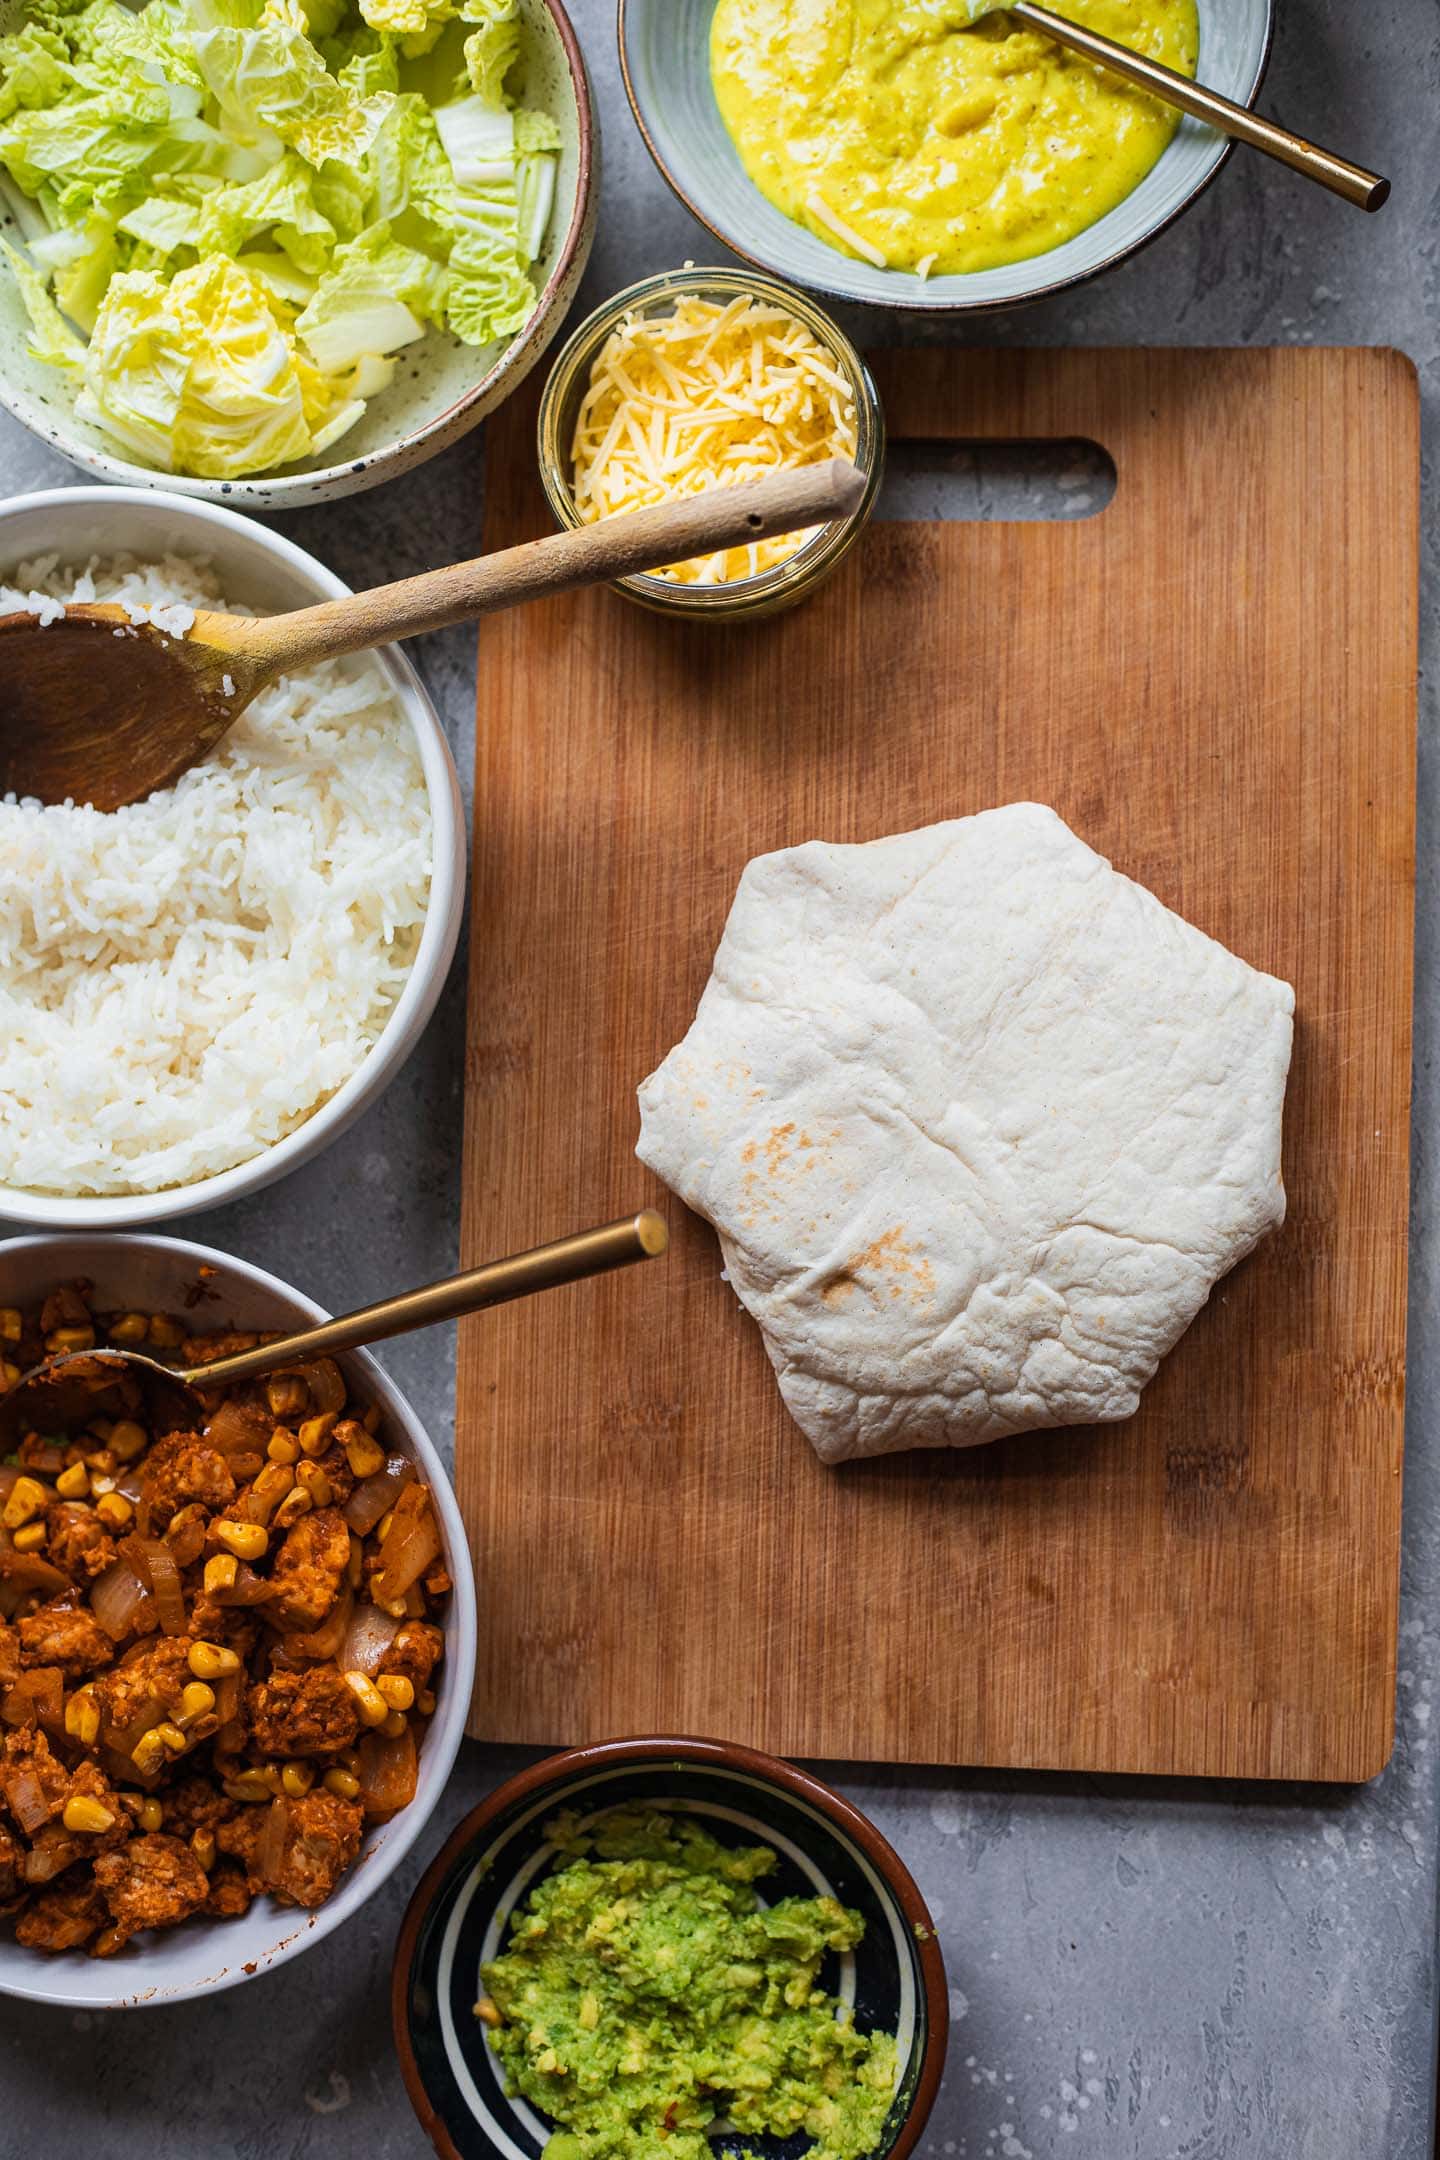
[536,265,885,622]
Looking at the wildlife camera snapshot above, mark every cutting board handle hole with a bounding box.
[876,438,1116,524]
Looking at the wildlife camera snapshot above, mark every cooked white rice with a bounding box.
[0,553,433,1198]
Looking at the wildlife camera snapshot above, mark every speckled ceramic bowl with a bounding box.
[393,1737,948,2160]
[619,0,1273,312]
[0,0,597,507]
[0,1233,477,2010]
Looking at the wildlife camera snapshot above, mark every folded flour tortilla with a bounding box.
[637,804,1294,1463]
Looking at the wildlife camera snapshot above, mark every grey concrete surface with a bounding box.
[1,1,1437,2154]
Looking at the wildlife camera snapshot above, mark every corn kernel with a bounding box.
[372,1591,408,1620]
[298,1411,337,1457]
[280,1761,315,1799]
[265,1373,308,1418]
[2,1476,46,1529]
[203,1554,238,1595]
[474,1997,502,2028]
[95,1492,133,1532]
[147,1314,184,1348]
[267,1430,299,1465]
[10,1521,46,1552]
[107,1313,148,1346]
[296,1460,332,1507]
[362,1403,382,1435]
[376,1509,395,1546]
[62,1795,116,1836]
[109,1420,147,1462]
[417,1689,436,1717]
[54,1462,89,1500]
[345,1534,363,1589]
[190,1829,216,1871]
[213,1519,267,1562]
[343,1430,385,1480]
[0,1308,20,1343]
[379,1709,407,1739]
[187,1639,241,1680]
[224,1769,274,1804]
[155,1720,188,1756]
[138,1796,163,1832]
[323,1768,360,1800]
[131,1730,167,1777]
[272,1487,312,1530]
[0,1362,19,1391]
[65,1691,99,1746]
[89,1473,117,1497]
[375,1674,415,1713]
[179,1681,216,1725]
[250,1462,294,1519]
[341,1669,388,1728]
[46,1325,94,1355]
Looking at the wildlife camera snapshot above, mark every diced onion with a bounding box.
[90,1559,148,1641]
[338,1603,399,1677]
[373,1485,441,1602]
[213,1561,274,1607]
[275,1358,345,1419]
[342,1455,412,1535]
[9,1766,55,1834]
[22,1829,79,1881]
[355,1724,417,1818]
[121,1535,187,1637]
[284,1587,353,1663]
[255,1795,289,1889]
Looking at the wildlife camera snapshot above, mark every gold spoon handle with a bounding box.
[189,1211,669,1391]
[231,460,867,676]
[1011,0,1389,211]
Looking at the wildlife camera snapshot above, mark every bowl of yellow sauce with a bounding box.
[619,0,1273,310]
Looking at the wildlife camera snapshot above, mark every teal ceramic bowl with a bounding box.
[618,0,1274,312]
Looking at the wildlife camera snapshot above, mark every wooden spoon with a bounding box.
[0,459,865,812]
[0,1210,668,1448]
[962,1,1388,211]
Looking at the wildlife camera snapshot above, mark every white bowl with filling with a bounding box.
[0,1231,477,2008]
[0,488,466,1229]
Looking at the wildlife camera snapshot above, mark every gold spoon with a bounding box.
[964,1,1388,211]
[0,459,865,813]
[0,1211,668,1446]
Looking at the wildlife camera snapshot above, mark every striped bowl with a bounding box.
[393,1736,949,2160]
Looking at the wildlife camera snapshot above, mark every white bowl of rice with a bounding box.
[0,489,465,1228]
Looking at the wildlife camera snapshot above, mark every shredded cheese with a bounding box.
[570,292,859,585]
[804,192,888,270]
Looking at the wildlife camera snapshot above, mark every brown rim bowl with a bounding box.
[393,1735,949,2160]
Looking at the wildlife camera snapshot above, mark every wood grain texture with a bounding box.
[456,347,1418,1783]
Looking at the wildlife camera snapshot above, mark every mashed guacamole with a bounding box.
[477,1806,899,2160]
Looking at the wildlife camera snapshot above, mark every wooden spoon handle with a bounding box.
[1010,0,1389,211]
[237,459,867,674]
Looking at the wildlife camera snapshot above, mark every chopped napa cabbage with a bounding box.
[190,0,393,169]
[295,219,444,371]
[76,255,316,474]
[198,152,337,273]
[0,0,561,476]
[2,235,86,370]
[458,0,518,105]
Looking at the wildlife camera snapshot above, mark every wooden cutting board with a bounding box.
[456,347,1418,1783]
